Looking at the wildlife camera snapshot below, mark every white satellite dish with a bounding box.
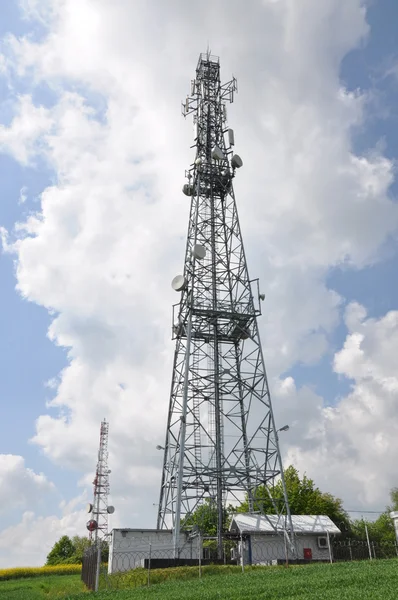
[171,275,187,292]
[182,183,193,196]
[195,157,202,166]
[107,506,115,514]
[86,503,93,513]
[212,146,225,161]
[231,154,243,169]
[192,244,206,260]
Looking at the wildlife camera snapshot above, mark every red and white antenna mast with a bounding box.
[86,419,114,542]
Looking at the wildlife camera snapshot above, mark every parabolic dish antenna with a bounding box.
[86,503,93,513]
[192,244,206,260]
[171,275,187,292]
[86,519,98,532]
[212,145,225,161]
[231,154,243,169]
[182,183,193,196]
[107,506,115,514]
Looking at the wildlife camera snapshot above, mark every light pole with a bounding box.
[276,425,290,442]
[278,425,290,433]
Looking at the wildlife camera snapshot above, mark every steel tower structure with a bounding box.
[87,419,113,543]
[157,52,294,558]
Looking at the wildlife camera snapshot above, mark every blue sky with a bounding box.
[0,0,398,566]
[283,0,398,403]
[0,5,69,513]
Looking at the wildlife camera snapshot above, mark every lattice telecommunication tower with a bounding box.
[157,52,294,558]
[86,419,114,543]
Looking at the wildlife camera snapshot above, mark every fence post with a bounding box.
[395,541,398,558]
[371,542,376,560]
[348,539,353,561]
[147,543,151,587]
[240,533,244,573]
[326,531,333,564]
[364,523,372,560]
[198,533,202,579]
[284,533,289,567]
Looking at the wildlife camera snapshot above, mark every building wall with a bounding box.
[390,512,398,544]
[109,530,198,573]
[245,534,332,565]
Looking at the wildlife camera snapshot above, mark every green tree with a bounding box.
[46,535,75,566]
[64,535,99,564]
[351,514,395,544]
[237,466,350,531]
[388,487,398,512]
[180,498,231,536]
[350,487,398,544]
[45,535,109,566]
[70,535,92,563]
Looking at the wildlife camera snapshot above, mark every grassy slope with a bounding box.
[0,574,86,599]
[78,559,397,600]
[1,559,397,600]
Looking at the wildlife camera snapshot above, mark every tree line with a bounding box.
[181,466,398,544]
[46,465,398,564]
[46,536,109,566]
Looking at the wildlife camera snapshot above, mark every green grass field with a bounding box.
[0,574,86,599]
[1,559,397,599]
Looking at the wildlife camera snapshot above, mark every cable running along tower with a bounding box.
[157,52,294,558]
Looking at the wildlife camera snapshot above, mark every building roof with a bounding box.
[230,514,341,535]
[112,528,173,534]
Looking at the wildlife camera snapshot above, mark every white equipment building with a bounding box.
[108,528,199,574]
[229,514,341,565]
[108,514,341,573]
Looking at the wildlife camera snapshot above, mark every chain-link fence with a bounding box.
[332,539,398,561]
[82,533,398,593]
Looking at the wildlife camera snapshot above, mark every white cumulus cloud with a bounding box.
[0,455,54,514]
[285,303,398,510]
[0,501,87,567]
